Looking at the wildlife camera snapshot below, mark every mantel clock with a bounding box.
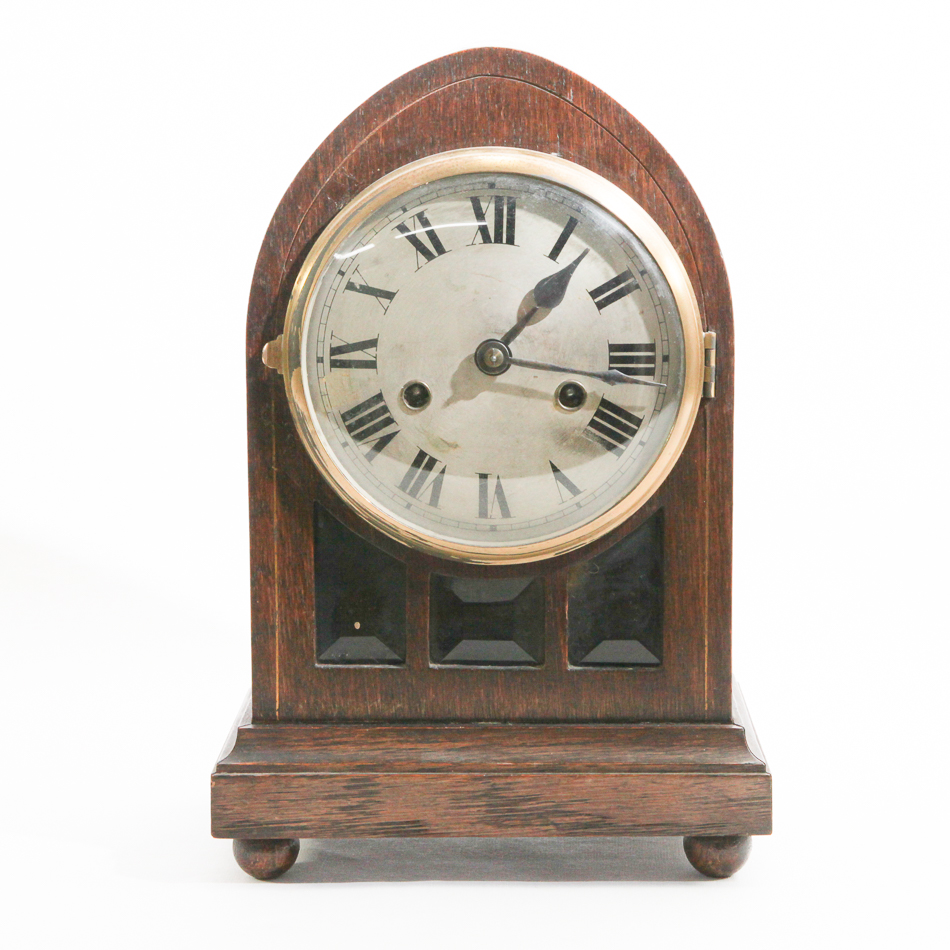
[211,48,772,881]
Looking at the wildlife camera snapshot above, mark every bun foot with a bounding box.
[683,834,751,878]
[233,838,300,880]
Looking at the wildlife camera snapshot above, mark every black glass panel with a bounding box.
[314,504,406,664]
[430,575,544,666]
[567,510,663,667]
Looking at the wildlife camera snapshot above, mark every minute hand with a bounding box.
[507,356,667,388]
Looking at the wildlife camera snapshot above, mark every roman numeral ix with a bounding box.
[329,335,378,370]
[340,391,399,462]
[398,448,446,508]
[608,342,657,378]
[589,268,640,311]
[394,211,448,268]
[583,396,643,456]
[470,195,517,245]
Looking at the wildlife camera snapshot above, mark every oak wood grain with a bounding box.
[213,773,771,839]
[212,48,770,866]
[244,48,735,724]
[211,689,771,841]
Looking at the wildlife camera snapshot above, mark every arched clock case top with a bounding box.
[214,49,769,879]
[243,49,734,724]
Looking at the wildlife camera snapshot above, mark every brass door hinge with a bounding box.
[703,331,717,399]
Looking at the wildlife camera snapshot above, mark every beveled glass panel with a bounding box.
[567,510,663,667]
[314,504,406,664]
[430,575,544,666]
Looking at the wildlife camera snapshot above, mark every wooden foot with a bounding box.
[233,838,300,880]
[683,834,751,879]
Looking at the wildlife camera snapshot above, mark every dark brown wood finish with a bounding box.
[214,693,770,840]
[221,776,767,839]
[683,835,752,879]
[232,838,300,881]
[245,48,734,724]
[214,50,769,875]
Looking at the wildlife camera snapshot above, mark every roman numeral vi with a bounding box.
[478,474,512,519]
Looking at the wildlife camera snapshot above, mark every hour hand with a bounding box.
[507,356,667,388]
[500,249,589,347]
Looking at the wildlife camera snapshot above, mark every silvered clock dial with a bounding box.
[279,148,705,563]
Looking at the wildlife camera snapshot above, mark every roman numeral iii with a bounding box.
[583,396,643,456]
[394,211,448,268]
[589,268,640,311]
[470,195,517,245]
[608,342,656,378]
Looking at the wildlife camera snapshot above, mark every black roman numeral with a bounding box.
[608,342,656,378]
[340,391,399,461]
[329,335,378,370]
[470,195,517,245]
[394,211,448,268]
[583,397,643,456]
[589,268,640,311]
[547,216,579,262]
[398,448,446,507]
[344,267,397,312]
[478,473,512,519]
[550,461,582,502]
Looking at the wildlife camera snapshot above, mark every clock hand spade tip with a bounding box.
[605,370,667,388]
[500,249,591,345]
[532,247,589,310]
[505,355,667,388]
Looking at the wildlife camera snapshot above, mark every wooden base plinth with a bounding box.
[212,690,770,878]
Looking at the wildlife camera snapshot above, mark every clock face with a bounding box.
[283,149,704,563]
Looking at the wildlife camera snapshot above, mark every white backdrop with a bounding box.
[3,2,946,947]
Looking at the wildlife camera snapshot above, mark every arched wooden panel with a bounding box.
[245,49,734,722]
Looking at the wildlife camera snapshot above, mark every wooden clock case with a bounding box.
[211,48,771,881]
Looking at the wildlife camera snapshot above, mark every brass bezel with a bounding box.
[282,147,705,565]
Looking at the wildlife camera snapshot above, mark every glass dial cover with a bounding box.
[282,148,704,563]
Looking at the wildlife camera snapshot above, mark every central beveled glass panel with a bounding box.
[430,575,545,666]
